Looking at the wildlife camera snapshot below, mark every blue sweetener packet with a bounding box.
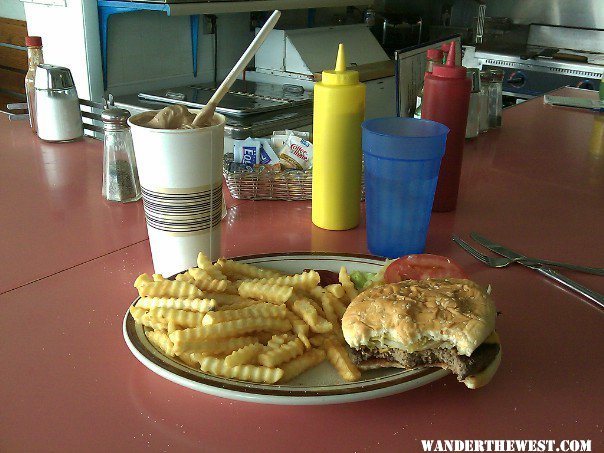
[234,137,260,165]
[259,139,280,166]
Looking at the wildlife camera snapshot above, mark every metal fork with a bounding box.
[452,235,604,309]
[451,235,604,275]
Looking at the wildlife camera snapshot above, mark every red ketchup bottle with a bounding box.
[421,41,471,212]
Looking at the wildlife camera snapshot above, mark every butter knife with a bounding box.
[470,233,604,309]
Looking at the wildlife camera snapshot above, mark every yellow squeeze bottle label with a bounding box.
[312,43,366,230]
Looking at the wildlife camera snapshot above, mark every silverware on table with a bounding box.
[452,234,604,309]
[469,233,604,275]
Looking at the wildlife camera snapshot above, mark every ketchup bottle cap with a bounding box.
[432,42,467,79]
[427,48,443,61]
[25,36,42,47]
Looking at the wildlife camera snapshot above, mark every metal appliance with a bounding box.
[475,24,603,101]
[114,24,395,151]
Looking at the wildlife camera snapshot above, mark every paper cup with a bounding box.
[128,112,225,276]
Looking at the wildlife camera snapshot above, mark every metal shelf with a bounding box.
[163,0,372,16]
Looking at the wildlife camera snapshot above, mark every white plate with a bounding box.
[123,252,449,405]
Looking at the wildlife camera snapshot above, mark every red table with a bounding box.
[1,88,603,452]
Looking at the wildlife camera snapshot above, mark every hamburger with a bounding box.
[341,278,501,389]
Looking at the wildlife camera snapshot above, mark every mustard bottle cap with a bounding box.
[321,43,359,86]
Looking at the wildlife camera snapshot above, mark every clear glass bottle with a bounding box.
[25,36,44,133]
[101,108,141,202]
[414,48,443,118]
[481,69,504,128]
[465,68,481,138]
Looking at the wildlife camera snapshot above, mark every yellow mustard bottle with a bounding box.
[312,43,366,230]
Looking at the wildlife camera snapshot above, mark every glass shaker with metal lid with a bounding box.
[480,69,504,129]
[465,68,481,139]
[101,107,141,202]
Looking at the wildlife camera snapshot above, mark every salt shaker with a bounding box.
[481,69,504,128]
[101,108,142,203]
[34,64,83,142]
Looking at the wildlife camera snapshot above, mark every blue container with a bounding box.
[362,117,449,258]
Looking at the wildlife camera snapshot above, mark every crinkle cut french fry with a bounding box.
[323,337,361,382]
[149,307,205,328]
[196,252,227,280]
[266,333,295,349]
[133,273,153,288]
[176,351,199,369]
[224,343,264,367]
[325,284,346,299]
[243,270,320,291]
[238,282,293,305]
[291,298,332,334]
[258,338,304,367]
[217,258,283,279]
[129,306,148,323]
[146,329,177,357]
[175,271,194,283]
[330,297,347,319]
[320,294,344,343]
[152,274,166,282]
[203,292,256,307]
[136,297,216,313]
[178,336,259,355]
[202,303,287,325]
[130,306,166,330]
[193,355,283,384]
[216,299,262,311]
[279,348,326,383]
[339,266,358,301]
[170,317,292,345]
[284,310,311,349]
[188,268,228,292]
[137,280,203,298]
[309,335,326,347]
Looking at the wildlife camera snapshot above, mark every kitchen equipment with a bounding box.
[24,36,43,133]
[452,235,604,275]
[457,233,604,309]
[192,10,281,127]
[475,25,603,102]
[421,42,471,212]
[544,95,604,112]
[34,64,83,142]
[465,68,481,138]
[312,43,365,231]
[101,107,141,203]
[362,117,448,258]
[480,68,504,128]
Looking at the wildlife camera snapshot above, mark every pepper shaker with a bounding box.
[101,108,142,203]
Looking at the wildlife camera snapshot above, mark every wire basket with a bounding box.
[223,153,365,201]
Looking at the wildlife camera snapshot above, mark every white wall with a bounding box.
[0,0,25,20]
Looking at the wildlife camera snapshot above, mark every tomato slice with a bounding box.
[383,254,467,283]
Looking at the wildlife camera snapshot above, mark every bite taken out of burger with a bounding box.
[342,255,501,389]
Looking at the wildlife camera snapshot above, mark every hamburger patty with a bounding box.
[352,342,500,380]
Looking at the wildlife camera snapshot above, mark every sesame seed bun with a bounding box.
[342,278,497,356]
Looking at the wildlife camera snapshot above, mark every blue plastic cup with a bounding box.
[362,117,449,258]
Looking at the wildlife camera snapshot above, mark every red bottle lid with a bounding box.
[25,36,42,47]
[432,42,466,79]
[426,48,443,61]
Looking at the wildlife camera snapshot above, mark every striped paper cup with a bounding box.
[129,112,225,276]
